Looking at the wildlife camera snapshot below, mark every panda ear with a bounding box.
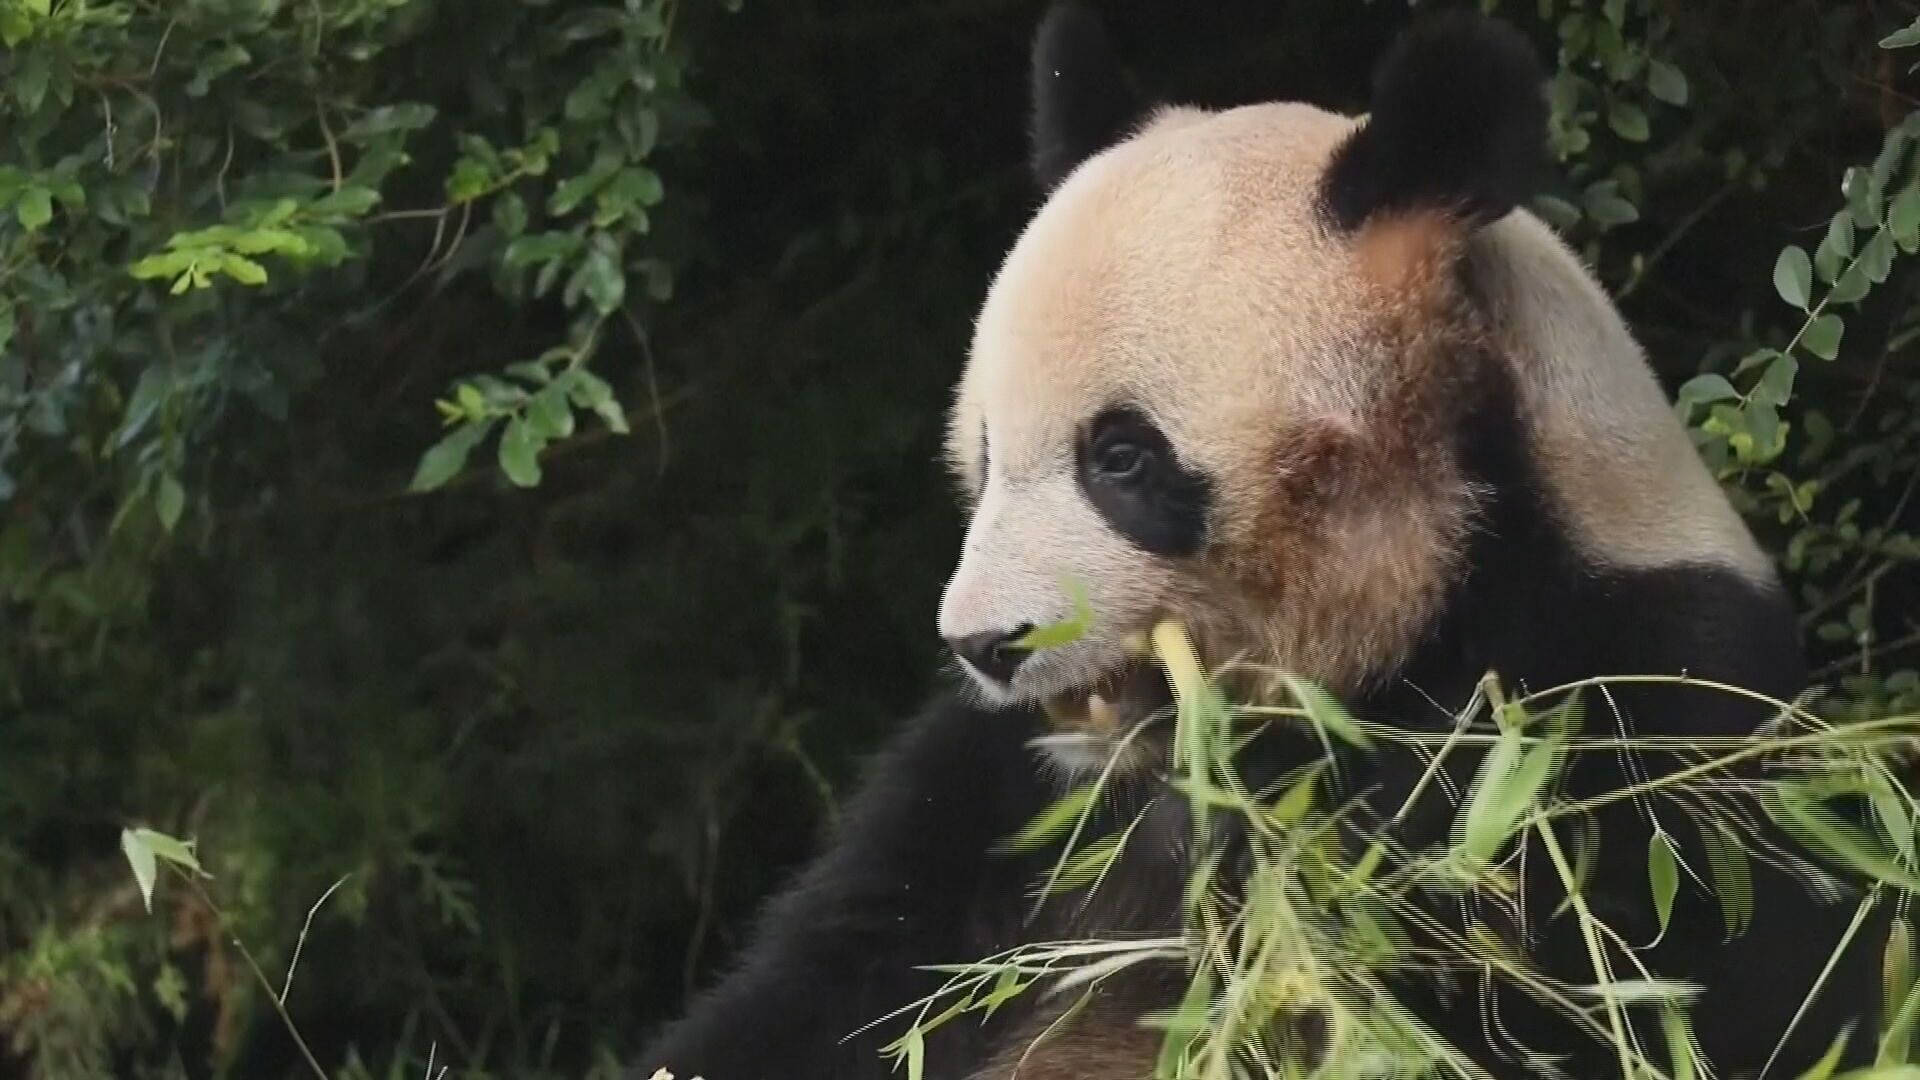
[1029,3,1149,192]
[1322,12,1547,231]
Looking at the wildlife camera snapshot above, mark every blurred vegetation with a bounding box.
[5,0,1920,1077]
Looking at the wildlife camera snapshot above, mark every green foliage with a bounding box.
[891,630,1920,1080]
[1010,577,1094,651]
[119,827,207,913]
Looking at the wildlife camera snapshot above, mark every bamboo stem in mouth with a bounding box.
[1151,619,1205,704]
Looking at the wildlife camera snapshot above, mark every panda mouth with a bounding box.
[1039,660,1176,735]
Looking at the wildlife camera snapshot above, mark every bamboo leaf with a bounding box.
[1457,724,1563,866]
[1700,819,1753,937]
[1649,830,1680,937]
[1001,784,1098,852]
[1013,577,1093,651]
[1281,675,1371,750]
[1766,784,1920,892]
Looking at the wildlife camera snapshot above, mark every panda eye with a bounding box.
[1077,405,1213,558]
[1094,439,1151,481]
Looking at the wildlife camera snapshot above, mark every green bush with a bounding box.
[4,0,1920,1077]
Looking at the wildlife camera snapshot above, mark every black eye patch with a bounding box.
[1076,406,1212,557]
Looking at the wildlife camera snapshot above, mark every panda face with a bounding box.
[938,103,1490,736]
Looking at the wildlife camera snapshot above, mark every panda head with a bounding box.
[938,6,1763,743]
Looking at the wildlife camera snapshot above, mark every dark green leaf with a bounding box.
[1608,101,1651,142]
[308,187,382,218]
[1863,229,1898,284]
[498,417,544,487]
[16,186,50,231]
[446,158,493,202]
[563,369,629,433]
[505,360,551,385]
[0,10,30,49]
[1531,193,1582,230]
[1774,246,1813,309]
[17,50,48,112]
[1846,167,1885,228]
[494,192,529,237]
[1818,213,1856,283]
[1647,60,1689,105]
[575,249,626,316]
[1752,353,1799,406]
[1677,373,1739,411]
[1893,189,1920,251]
[1830,263,1873,305]
[1584,192,1639,228]
[527,386,575,440]
[557,7,627,41]
[341,103,438,141]
[503,232,580,268]
[549,170,615,217]
[155,475,185,533]
[1803,315,1845,361]
[409,421,492,492]
[1745,402,1783,461]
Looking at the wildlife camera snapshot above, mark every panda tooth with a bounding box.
[1086,692,1119,732]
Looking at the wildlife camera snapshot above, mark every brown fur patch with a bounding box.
[1199,251,1499,695]
[1354,210,1463,302]
[969,985,1166,1080]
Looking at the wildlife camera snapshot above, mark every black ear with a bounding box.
[1029,3,1148,191]
[1322,12,1547,230]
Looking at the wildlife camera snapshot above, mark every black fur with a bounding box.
[1077,405,1213,558]
[1322,11,1548,229]
[1028,2,1148,190]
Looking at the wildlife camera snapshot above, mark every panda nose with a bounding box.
[947,626,1035,684]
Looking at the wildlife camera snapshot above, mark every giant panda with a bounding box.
[635,6,1886,1080]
